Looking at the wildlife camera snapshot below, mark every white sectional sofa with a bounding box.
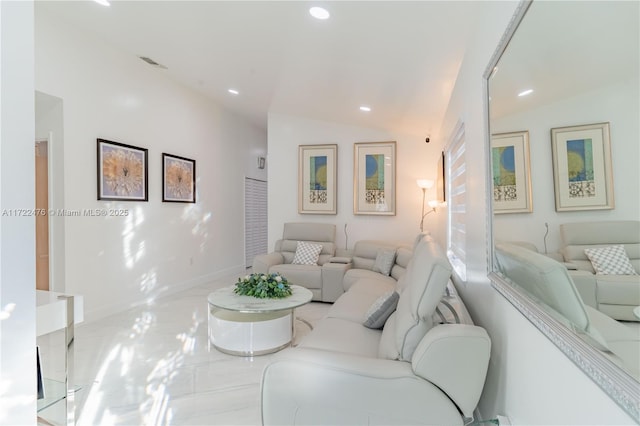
[559,221,640,321]
[253,223,416,302]
[495,241,639,379]
[261,235,492,425]
[340,239,414,291]
[253,223,351,302]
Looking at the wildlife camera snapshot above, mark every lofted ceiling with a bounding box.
[36,1,490,138]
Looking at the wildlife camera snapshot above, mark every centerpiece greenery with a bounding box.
[234,273,293,299]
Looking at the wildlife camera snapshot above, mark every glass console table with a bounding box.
[36,291,84,425]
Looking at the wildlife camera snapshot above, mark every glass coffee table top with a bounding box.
[208,285,313,313]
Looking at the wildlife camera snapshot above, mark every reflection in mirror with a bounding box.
[486,0,639,421]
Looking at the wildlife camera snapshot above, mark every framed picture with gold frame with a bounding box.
[551,122,614,211]
[353,141,396,215]
[298,144,337,214]
[491,131,532,214]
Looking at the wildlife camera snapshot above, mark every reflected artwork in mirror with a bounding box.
[485,0,639,421]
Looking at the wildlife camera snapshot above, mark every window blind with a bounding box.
[446,122,467,281]
[244,177,268,268]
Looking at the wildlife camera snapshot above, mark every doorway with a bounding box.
[35,90,65,293]
[35,140,49,290]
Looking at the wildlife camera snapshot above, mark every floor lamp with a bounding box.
[417,179,435,232]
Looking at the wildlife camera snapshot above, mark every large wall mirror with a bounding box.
[486,0,639,421]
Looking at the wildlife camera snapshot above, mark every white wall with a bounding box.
[35,9,267,322]
[0,1,37,424]
[439,2,636,424]
[267,113,443,250]
[493,78,640,252]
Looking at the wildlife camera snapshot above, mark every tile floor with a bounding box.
[37,273,331,425]
[35,276,640,425]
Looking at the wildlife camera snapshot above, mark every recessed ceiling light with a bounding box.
[518,89,534,97]
[359,106,371,112]
[93,0,110,6]
[309,7,330,20]
[228,89,239,95]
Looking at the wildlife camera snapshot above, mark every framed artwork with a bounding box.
[491,131,532,214]
[551,122,614,211]
[353,141,396,215]
[97,138,148,201]
[298,144,337,214]
[162,153,196,203]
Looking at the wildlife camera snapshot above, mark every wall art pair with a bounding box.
[97,138,196,203]
[491,122,613,213]
[298,141,396,216]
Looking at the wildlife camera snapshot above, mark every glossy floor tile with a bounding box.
[37,273,331,425]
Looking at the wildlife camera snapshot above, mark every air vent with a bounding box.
[139,56,167,69]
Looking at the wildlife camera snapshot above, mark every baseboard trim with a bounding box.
[83,264,245,323]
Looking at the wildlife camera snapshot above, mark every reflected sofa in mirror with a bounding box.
[485,0,640,421]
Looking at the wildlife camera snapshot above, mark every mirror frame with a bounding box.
[484,0,640,422]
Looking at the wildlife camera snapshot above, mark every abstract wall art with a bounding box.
[354,141,396,215]
[162,153,196,203]
[97,138,148,201]
[491,131,532,213]
[298,144,337,214]
[551,122,614,211]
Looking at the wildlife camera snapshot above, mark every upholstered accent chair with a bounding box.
[253,222,350,302]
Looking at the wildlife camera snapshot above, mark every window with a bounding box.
[446,122,467,281]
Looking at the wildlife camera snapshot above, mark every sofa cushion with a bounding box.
[351,240,400,269]
[297,317,381,358]
[328,279,395,323]
[379,235,452,361]
[595,275,640,305]
[292,241,323,265]
[560,221,640,274]
[270,264,322,289]
[391,247,412,280]
[372,249,397,276]
[343,269,396,292]
[584,245,638,275]
[277,239,336,265]
[363,291,399,329]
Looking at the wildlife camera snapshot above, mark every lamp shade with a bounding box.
[416,179,434,189]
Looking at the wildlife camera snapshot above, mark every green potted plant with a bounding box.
[234,273,292,299]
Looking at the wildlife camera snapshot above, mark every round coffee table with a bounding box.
[207,285,313,356]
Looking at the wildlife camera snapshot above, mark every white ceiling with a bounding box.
[36,1,489,138]
[489,1,639,119]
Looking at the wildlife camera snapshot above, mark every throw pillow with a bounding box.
[363,291,399,329]
[584,245,638,275]
[372,248,397,276]
[292,241,323,265]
